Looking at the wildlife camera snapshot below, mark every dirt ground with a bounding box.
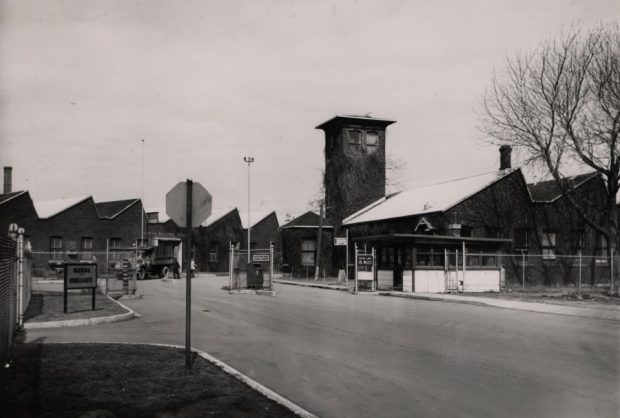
[1,343,297,418]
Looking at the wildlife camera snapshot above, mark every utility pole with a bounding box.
[243,156,254,263]
[314,201,324,280]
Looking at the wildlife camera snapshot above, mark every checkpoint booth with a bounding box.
[352,234,510,293]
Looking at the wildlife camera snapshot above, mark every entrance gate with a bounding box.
[229,244,274,292]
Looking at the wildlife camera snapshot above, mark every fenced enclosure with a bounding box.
[0,235,17,365]
[32,249,138,297]
[229,244,274,291]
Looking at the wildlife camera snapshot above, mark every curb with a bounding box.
[47,342,317,418]
[378,292,495,308]
[24,295,140,330]
[274,280,349,292]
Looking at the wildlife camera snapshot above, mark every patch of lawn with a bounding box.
[1,343,298,417]
[24,291,127,323]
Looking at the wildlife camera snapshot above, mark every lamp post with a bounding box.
[243,156,254,262]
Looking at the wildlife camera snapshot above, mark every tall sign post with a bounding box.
[166,180,212,371]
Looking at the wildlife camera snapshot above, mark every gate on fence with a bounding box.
[229,244,274,291]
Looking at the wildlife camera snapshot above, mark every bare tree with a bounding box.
[479,22,620,294]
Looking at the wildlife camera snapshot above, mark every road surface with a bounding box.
[26,276,620,418]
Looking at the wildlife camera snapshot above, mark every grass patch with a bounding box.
[463,287,620,305]
[1,343,297,417]
[24,291,128,323]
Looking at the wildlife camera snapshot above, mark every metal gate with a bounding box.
[0,235,17,365]
[229,244,274,292]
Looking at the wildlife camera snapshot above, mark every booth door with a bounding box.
[393,247,405,290]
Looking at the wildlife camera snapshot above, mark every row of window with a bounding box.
[49,237,147,260]
[514,229,608,260]
[348,130,379,146]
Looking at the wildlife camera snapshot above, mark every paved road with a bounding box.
[26,276,620,418]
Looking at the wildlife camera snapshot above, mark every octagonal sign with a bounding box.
[166,181,212,228]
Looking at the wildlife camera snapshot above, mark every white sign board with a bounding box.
[252,254,270,262]
[166,181,212,227]
[334,237,348,246]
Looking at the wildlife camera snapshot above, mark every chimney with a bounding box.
[3,167,12,194]
[499,145,512,170]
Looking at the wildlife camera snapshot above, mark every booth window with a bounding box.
[348,130,362,145]
[50,236,63,259]
[542,230,556,260]
[81,237,93,260]
[366,131,378,146]
[301,239,316,266]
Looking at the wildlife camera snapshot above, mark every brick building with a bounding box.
[241,211,282,266]
[280,211,333,278]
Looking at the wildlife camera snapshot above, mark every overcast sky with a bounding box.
[1,0,618,221]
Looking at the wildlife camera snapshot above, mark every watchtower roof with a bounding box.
[315,114,396,131]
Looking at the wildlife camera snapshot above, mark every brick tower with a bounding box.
[316,115,396,229]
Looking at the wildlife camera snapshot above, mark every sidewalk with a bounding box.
[274,279,620,322]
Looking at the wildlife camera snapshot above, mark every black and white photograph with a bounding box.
[1,1,619,417]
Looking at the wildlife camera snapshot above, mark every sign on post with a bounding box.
[334,237,347,246]
[166,181,212,228]
[64,263,97,313]
[252,253,270,262]
[166,179,213,371]
[357,254,373,266]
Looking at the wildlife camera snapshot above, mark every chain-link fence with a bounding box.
[229,245,274,291]
[436,250,617,292]
[33,250,138,296]
[0,235,17,365]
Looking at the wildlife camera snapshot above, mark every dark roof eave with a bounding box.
[352,233,512,245]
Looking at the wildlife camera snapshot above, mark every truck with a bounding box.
[135,237,182,280]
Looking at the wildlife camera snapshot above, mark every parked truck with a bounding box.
[135,237,182,279]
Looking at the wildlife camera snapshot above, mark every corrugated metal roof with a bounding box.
[34,196,92,219]
[343,169,517,225]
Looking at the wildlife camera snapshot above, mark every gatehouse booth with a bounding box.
[353,234,511,293]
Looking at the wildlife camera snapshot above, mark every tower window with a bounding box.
[366,131,378,146]
[348,130,361,145]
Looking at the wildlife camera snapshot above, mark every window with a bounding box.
[366,131,378,146]
[460,226,473,238]
[486,227,501,238]
[348,130,361,145]
[209,241,218,263]
[109,238,122,260]
[146,212,159,223]
[570,230,584,253]
[81,237,93,260]
[595,234,608,263]
[301,239,316,266]
[514,229,529,251]
[136,238,147,249]
[50,236,63,259]
[250,242,257,250]
[542,230,556,260]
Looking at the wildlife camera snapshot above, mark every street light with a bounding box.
[243,156,254,263]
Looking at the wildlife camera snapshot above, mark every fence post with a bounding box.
[228,242,233,293]
[521,250,525,290]
[269,242,274,291]
[578,250,582,293]
[17,227,24,328]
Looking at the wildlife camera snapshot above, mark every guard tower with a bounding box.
[316,115,396,228]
